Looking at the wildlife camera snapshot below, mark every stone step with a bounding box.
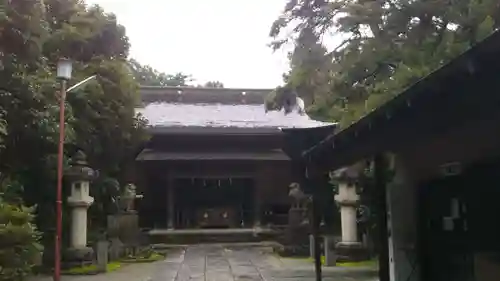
[148,228,282,245]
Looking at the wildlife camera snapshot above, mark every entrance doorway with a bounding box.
[418,175,474,281]
[174,178,255,228]
[418,159,500,281]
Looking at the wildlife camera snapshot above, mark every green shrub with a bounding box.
[0,179,43,281]
[62,262,121,275]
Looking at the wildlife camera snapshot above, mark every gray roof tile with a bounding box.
[136,102,332,129]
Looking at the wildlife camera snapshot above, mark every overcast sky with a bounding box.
[85,0,296,88]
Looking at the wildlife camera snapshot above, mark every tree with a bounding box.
[164,72,192,86]
[267,0,500,267]
[265,25,336,120]
[0,0,148,262]
[0,179,43,281]
[269,0,500,127]
[0,0,61,221]
[42,0,149,230]
[204,81,224,88]
[128,59,193,86]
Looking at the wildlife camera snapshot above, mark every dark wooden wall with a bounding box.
[137,159,292,228]
[396,115,500,182]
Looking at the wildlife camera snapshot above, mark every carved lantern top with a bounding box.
[331,162,365,186]
[65,150,97,182]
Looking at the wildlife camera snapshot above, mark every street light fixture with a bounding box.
[56,58,72,80]
[67,75,97,93]
[53,59,96,281]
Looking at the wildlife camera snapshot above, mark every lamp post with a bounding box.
[54,59,96,281]
[54,58,71,281]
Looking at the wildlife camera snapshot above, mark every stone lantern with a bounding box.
[332,162,366,261]
[64,150,97,264]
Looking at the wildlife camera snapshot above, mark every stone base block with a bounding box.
[63,247,94,269]
[288,208,308,226]
[323,236,337,266]
[335,242,369,262]
[107,213,140,245]
[279,245,311,257]
[280,224,310,257]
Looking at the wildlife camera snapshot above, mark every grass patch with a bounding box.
[309,256,378,267]
[284,256,378,267]
[337,259,378,267]
[62,262,122,275]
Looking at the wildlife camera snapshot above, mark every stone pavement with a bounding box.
[31,245,378,281]
[151,244,378,281]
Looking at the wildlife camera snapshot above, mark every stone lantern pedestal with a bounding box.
[64,151,96,266]
[332,164,367,261]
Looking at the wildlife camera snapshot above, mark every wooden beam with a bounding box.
[167,171,175,229]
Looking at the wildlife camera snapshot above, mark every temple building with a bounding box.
[134,86,334,236]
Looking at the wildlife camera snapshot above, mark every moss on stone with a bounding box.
[121,252,165,263]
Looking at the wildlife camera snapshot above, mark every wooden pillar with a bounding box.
[374,154,390,281]
[305,165,323,281]
[137,164,149,228]
[167,174,175,229]
[254,165,266,228]
[311,192,322,281]
[254,183,261,228]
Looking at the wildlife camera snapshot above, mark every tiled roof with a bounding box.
[136,102,332,129]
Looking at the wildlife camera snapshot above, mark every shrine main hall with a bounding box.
[134,86,334,235]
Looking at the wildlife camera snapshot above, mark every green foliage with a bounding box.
[88,177,121,228]
[0,0,150,262]
[128,58,192,86]
[0,179,43,281]
[0,111,6,150]
[62,261,121,275]
[0,0,229,248]
[269,0,500,128]
[203,81,224,88]
[264,85,300,114]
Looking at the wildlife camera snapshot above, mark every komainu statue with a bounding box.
[118,183,139,213]
[288,182,312,226]
[283,182,312,256]
[289,182,311,209]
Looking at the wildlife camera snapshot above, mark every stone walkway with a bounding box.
[31,245,378,281]
[151,245,378,281]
